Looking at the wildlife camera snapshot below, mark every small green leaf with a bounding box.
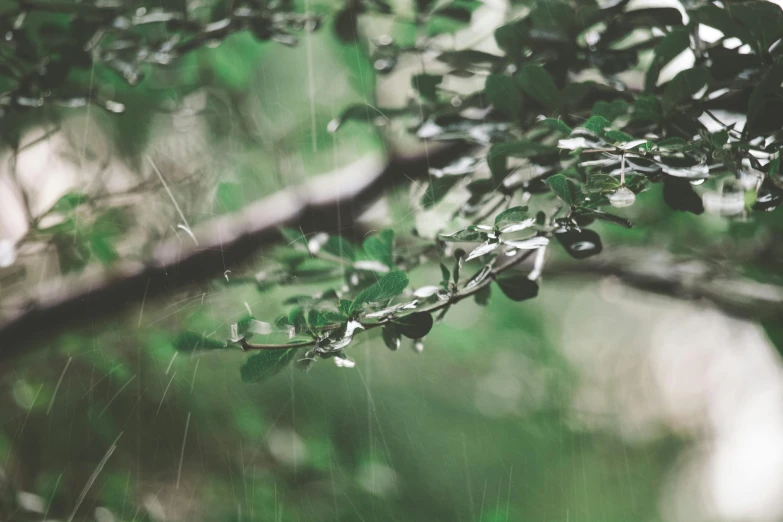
[439,226,488,242]
[382,326,401,350]
[173,332,228,352]
[546,174,583,206]
[240,349,299,383]
[350,271,409,313]
[604,130,634,143]
[516,64,562,112]
[487,141,557,183]
[485,74,523,118]
[583,115,611,135]
[494,206,530,232]
[363,229,394,268]
[769,156,781,177]
[555,229,603,259]
[495,273,538,302]
[391,312,434,339]
[538,118,572,134]
[48,192,89,214]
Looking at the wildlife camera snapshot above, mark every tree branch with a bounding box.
[0,142,467,357]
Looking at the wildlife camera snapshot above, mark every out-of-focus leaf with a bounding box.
[485,74,523,118]
[495,273,538,302]
[173,332,228,352]
[516,64,562,112]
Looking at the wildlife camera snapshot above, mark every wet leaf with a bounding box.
[350,271,409,314]
[466,241,500,261]
[494,206,529,231]
[382,325,401,350]
[240,349,299,383]
[322,236,356,261]
[546,174,583,206]
[421,176,462,208]
[663,177,704,214]
[495,273,538,302]
[439,226,488,242]
[555,229,603,259]
[391,312,434,338]
[173,332,228,352]
[412,73,443,103]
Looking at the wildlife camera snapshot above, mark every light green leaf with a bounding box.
[363,229,395,268]
[350,271,409,314]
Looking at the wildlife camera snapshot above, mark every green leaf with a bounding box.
[495,273,538,302]
[546,174,583,206]
[382,325,401,350]
[173,332,228,352]
[216,182,244,213]
[645,28,689,92]
[747,62,783,138]
[583,115,611,135]
[591,100,630,122]
[494,206,530,232]
[516,64,562,112]
[769,156,781,177]
[350,271,409,314]
[421,176,461,208]
[412,73,443,102]
[538,118,572,134]
[474,284,491,306]
[321,236,356,260]
[90,234,117,265]
[662,67,709,114]
[391,312,434,339]
[604,130,634,143]
[48,192,89,214]
[484,74,523,118]
[439,226,488,242]
[240,349,299,383]
[555,229,603,259]
[363,229,394,268]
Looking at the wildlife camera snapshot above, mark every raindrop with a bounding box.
[609,186,636,208]
[413,339,424,353]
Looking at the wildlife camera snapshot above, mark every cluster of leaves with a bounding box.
[0,0,321,145]
[171,0,783,382]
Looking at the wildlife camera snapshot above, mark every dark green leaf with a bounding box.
[538,118,572,134]
[412,73,443,103]
[583,115,611,135]
[391,312,434,338]
[747,62,783,138]
[474,284,491,306]
[173,332,228,352]
[485,74,523,118]
[546,174,583,206]
[555,229,603,259]
[663,177,704,214]
[495,273,538,302]
[516,64,562,112]
[421,176,461,208]
[645,28,689,92]
[382,325,401,350]
[350,271,409,313]
[240,349,299,383]
[662,67,709,114]
[487,141,557,183]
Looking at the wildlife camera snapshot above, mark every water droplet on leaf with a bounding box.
[609,186,636,208]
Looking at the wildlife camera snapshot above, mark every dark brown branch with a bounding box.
[0,142,467,357]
